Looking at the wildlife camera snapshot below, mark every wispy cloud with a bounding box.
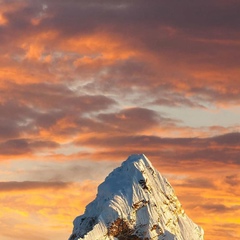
[0,181,71,191]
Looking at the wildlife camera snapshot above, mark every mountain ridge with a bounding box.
[69,154,204,240]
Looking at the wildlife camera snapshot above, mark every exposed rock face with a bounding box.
[69,154,204,240]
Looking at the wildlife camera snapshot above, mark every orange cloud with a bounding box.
[175,179,240,240]
[0,180,98,240]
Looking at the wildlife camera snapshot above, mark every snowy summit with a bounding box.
[69,154,204,240]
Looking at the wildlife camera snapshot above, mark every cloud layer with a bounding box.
[0,1,240,240]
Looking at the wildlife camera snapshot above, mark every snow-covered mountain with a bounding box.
[69,154,204,240]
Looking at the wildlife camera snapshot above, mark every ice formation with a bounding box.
[69,154,204,240]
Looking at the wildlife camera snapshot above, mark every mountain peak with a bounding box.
[122,153,150,165]
[69,154,204,240]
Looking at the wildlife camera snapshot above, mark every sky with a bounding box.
[0,0,239,239]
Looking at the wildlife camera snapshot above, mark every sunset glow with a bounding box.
[0,1,240,240]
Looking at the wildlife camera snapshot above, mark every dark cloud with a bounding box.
[0,101,37,139]
[201,204,240,213]
[30,140,60,149]
[0,181,71,191]
[175,178,215,189]
[171,147,239,164]
[190,86,240,106]
[225,174,240,186]
[36,111,65,129]
[3,0,240,58]
[0,139,31,155]
[77,135,198,148]
[90,58,155,93]
[1,0,240,107]
[0,121,21,140]
[76,132,240,167]
[97,107,177,133]
[0,82,117,141]
[38,0,240,36]
[9,82,117,112]
[0,139,59,156]
[212,132,240,145]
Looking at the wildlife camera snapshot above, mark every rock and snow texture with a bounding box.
[69,154,204,240]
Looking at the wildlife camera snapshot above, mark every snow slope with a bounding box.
[69,154,204,240]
